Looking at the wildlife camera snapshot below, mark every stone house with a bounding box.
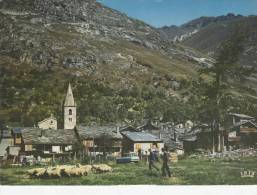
[227,120,257,148]
[0,129,13,158]
[20,128,77,157]
[37,114,57,130]
[76,125,123,157]
[121,131,164,154]
[225,113,257,149]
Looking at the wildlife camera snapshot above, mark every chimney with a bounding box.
[39,129,45,137]
[116,126,120,135]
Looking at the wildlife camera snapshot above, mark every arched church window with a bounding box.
[69,109,72,115]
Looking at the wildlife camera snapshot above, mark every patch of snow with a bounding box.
[173,29,199,42]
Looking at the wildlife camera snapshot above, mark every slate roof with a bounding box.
[120,125,138,132]
[136,120,159,131]
[230,113,255,119]
[12,127,23,134]
[233,120,257,128]
[76,126,123,140]
[1,129,12,138]
[121,131,162,142]
[21,128,77,145]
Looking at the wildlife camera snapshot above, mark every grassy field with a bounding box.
[0,157,257,185]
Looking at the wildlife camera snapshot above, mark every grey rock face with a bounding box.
[0,0,212,82]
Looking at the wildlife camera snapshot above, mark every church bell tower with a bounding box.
[64,83,77,130]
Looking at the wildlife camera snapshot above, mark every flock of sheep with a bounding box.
[27,164,113,178]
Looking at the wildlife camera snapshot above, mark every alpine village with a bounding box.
[0,0,257,185]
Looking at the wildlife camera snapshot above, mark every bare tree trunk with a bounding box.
[218,133,221,152]
[211,122,215,154]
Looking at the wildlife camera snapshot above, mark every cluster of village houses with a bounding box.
[0,84,257,163]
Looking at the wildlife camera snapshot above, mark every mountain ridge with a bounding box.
[159,13,245,42]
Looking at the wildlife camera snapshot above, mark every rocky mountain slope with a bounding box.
[159,13,244,42]
[0,0,209,126]
[0,0,256,126]
[160,14,257,90]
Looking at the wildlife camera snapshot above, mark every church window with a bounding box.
[69,109,72,115]
[69,118,72,122]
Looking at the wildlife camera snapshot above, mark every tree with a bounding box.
[198,26,253,152]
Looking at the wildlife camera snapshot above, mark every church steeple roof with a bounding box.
[64,83,76,107]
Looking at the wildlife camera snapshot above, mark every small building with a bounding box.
[182,128,213,152]
[18,128,77,158]
[181,124,227,153]
[121,131,164,154]
[227,120,257,148]
[0,129,13,158]
[37,114,57,130]
[76,126,123,157]
[229,113,255,126]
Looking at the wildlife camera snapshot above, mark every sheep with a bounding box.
[27,168,47,178]
[92,164,112,173]
[27,164,111,178]
[60,166,71,177]
[60,165,83,177]
[46,167,62,178]
[68,167,84,177]
[27,168,40,176]
[80,165,92,176]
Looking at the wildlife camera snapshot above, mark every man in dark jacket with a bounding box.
[161,148,171,177]
[148,149,159,172]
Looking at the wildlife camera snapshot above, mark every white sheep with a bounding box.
[92,164,112,173]
[46,167,62,178]
[27,168,47,177]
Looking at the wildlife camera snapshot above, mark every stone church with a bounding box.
[63,83,77,130]
[36,83,77,130]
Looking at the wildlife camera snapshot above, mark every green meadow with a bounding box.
[1,157,257,185]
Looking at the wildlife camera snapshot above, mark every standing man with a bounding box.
[161,148,171,178]
[138,149,142,160]
[148,149,159,172]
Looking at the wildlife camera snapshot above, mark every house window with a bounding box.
[69,118,72,122]
[69,109,72,115]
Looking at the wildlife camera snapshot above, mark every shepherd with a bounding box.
[161,148,171,178]
[148,149,159,172]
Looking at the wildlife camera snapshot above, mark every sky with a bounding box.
[97,0,257,27]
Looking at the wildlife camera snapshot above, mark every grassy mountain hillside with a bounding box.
[0,0,256,127]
